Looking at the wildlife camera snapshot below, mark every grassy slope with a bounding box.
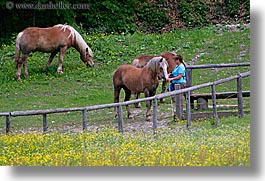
[0,26,250,132]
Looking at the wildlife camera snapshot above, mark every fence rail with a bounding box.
[185,62,250,89]
[186,62,250,69]
[0,70,250,134]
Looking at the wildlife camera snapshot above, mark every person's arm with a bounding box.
[167,74,183,82]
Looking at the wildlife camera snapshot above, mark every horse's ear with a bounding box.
[172,56,178,61]
[160,57,163,62]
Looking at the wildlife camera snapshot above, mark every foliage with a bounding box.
[178,0,210,27]
[169,0,250,28]
[0,0,250,45]
[223,0,250,18]
[0,115,250,166]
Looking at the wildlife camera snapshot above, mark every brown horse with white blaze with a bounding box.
[113,56,168,121]
[15,24,94,80]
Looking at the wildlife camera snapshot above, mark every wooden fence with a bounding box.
[185,62,250,88]
[0,70,250,134]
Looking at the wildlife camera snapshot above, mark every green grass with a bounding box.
[0,26,250,132]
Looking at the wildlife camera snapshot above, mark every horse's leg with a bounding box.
[23,58,28,78]
[160,80,167,103]
[134,93,142,108]
[124,87,132,119]
[15,58,22,80]
[114,86,121,118]
[44,51,57,72]
[57,47,67,74]
[144,90,151,121]
[15,53,28,80]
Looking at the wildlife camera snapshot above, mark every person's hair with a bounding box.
[173,54,186,68]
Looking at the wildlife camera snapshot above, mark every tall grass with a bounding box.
[0,115,250,166]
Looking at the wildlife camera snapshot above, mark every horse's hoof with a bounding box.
[160,98,166,103]
[134,104,141,108]
[57,69,63,74]
[128,114,133,119]
[15,74,21,81]
[146,116,151,122]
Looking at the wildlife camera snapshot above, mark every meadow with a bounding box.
[0,25,250,166]
[0,115,250,166]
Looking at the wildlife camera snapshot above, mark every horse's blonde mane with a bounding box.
[54,24,93,57]
[146,56,168,79]
[146,56,167,69]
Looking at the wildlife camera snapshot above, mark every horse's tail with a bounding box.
[15,32,23,68]
[132,58,145,68]
[132,58,139,67]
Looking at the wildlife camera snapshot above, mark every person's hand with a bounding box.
[167,78,172,82]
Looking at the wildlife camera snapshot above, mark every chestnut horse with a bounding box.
[132,52,179,107]
[113,56,168,121]
[15,24,94,80]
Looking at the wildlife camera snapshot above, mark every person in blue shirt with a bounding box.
[167,54,186,115]
[167,54,186,91]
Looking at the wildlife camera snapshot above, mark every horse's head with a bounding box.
[161,52,178,73]
[158,57,169,80]
[81,47,94,67]
[148,56,169,80]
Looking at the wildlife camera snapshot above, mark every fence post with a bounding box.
[186,68,193,109]
[43,114,48,133]
[117,105,124,134]
[211,84,218,127]
[237,74,244,118]
[6,114,10,134]
[174,84,182,121]
[152,97,158,132]
[186,91,191,130]
[186,69,192,88]
[82,109,87,131]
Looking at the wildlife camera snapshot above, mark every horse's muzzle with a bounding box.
[159,75,167,80]
[87,63,94,67]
